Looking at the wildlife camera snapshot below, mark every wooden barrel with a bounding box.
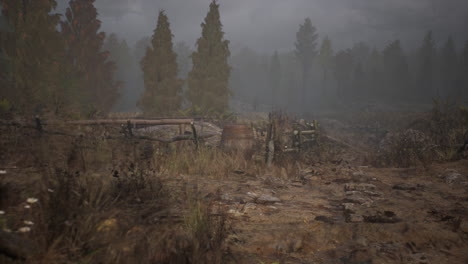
[221,125,255,158]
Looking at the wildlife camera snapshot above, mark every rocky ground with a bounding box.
[175,159,468,263]
[1,112,467,263]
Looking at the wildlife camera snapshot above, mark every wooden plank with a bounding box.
[63,119,195,126]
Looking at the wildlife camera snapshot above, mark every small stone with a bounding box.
[343,203,357,212]
[344,183,376,192]
[228,209,243,217]
[393,183,418,191]
[348,214,364,223]
[288,239,303,253]
[247,192,258,199]
[255,194,281,204]
[442,170,462,184]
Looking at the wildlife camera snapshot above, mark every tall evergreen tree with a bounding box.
[187,0,231,113]
[366,48,383,99]
[333,49,354,99]
[418,30,436,99]
[319,36,333,95]
[382,40,410,100]
[0,0,62,112]
[61,0,119,113]
[352,62,365,99]
[440,36,457,98]
[460,41,468,101]
[139,10,182,115]
[268,51,282,108]
[295,18,318,107]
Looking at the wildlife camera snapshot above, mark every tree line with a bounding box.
[0,0,230,117]
[231,20,468,113]
[1,1,467,117]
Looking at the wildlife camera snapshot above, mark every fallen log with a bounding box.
[125,132,217,144]
[63,119,195,126]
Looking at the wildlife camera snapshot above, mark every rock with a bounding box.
[343,203,357,212]
[393,183,420,191]
[255,194,281,204]
[459,221,468,233]
[315,215,335,223]
[243,203,257,210]
[347,214,364,223]
[363,211,401,223]
[343,193,373,206]
[288,239,303,253]
[227,209,243,217]
[441,169,463,184]
[247,192,258,199]
[344,183,377,192]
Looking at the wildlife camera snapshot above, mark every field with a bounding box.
[0,106,467,264]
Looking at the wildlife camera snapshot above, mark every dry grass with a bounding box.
[0,125,232,264]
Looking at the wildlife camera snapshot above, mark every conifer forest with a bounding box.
[0,1,467,263]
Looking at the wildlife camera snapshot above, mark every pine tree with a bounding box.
[440,36,457,98]
[318,36,333,95]
[333,49,353,99]
[187,0,231,113]
[268,51,281,108]
[366,48,383,99]
[61,0,119,114]
[352,62,365,99]
[460,41,468,101]
[382,40,410,100]
[295,18,318,107]
[418,30,436,99]
[0,0,62,112]
[138,10,182,115]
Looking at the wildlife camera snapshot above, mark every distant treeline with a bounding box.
[1,0,467,117]
[230,24,468,113]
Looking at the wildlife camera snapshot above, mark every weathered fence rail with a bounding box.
[0,118,215,148]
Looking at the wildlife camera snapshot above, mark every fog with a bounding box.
[56,0,468,51]
[2,0,468,115]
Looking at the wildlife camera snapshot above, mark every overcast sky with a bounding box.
[56,0,468,53]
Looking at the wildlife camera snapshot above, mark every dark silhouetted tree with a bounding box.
[418,30,436,99]
[382,40,410,100]
[333,49,354,99]
[0,0,62,112]
[440,36,458,98]
[295,18,318,107]
[139,10,182,115]
[460,41,468,101]
[187,0,231,113]
[352,62,365,99]
[61,0,119,114]
[366,48,383,99]
[319,36,333,95]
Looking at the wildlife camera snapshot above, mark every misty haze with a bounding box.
[0,0,468,263]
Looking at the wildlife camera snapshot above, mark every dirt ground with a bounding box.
[0,112,467,264]
[177,159,468,264]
